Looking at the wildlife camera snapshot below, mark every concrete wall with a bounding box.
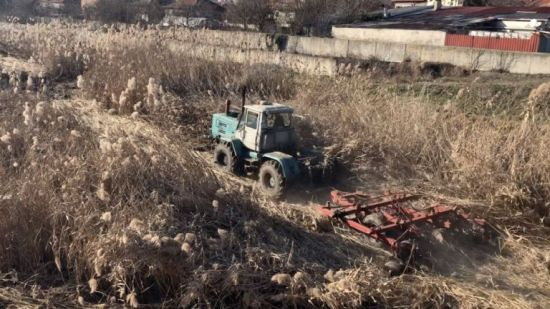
[172,29,275,51]
[168,28,550,75]
[167,41,338,76]
[331,27,448,46]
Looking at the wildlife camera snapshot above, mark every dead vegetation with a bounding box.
[0,21,549,308]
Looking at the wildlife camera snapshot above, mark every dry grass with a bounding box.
[0,21,549,308]
[293,77,550,224]
[0,93,373,307]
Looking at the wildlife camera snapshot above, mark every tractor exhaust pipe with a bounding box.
[240,86,247,115]
[225,99,231,115]
[236,86,247,128]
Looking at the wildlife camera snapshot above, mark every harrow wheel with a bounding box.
[259,160,285,199]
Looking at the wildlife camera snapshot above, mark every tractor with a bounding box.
[211,90,332,198]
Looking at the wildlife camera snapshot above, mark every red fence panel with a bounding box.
[445,33,540,53]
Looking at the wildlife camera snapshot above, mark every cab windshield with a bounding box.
[265,112,291,129]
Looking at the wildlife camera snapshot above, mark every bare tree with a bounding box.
[0,0,8,11]
[64,0,83,17]
[225,0,273,31]
[292,0,385,36]
[86,0,164,23]
[0,0,37,17]
[336,0,386,17]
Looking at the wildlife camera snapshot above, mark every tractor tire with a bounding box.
[259,160,285,199]
[214,143,242,174]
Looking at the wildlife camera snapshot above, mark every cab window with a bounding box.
[246,111,259,129]
[266,112,291,129]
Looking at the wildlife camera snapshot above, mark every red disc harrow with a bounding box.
[317,190,488,253]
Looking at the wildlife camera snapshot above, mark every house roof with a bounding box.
[335,6,550,31]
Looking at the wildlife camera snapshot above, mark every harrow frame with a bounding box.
[317,190,488,252]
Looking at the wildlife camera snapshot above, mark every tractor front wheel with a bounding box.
[259,160,285,199]
[214,143,242,174]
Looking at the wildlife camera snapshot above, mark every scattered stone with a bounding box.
[271,273,291,286]
[432,228,445,243]
[128,218,145,234]
[184,232,196,244]
[88,278,98,294]
[384,259,405,276]
[307,287,322,299]
[324,269,334,282]
[100,212,112,222]
[181,242,192,255]
[174,233,185,244]
[217,228,228,240]
[362,212,384,227]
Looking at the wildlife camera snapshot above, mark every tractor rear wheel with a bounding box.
[214,143,242,174]
[259,160,285,199]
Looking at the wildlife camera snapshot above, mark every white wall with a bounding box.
[331,27,447,46]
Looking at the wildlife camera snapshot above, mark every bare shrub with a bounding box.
[292,0,385,36]
[0,0,36,18]
[44,50,88,81]
[0,92,393,308]
[225,0,273,31]
[86,0,164,23]
[294,78,550,220]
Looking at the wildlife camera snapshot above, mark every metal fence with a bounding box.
[445,33,541,53]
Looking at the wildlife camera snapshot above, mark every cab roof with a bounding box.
[245,102,294,114]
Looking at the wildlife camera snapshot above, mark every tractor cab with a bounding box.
[235,101,295,154]
[211,93,332,199]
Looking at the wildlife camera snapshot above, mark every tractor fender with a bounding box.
[219,137,245,157]
[218,137,245,157]
[261,152,300,179]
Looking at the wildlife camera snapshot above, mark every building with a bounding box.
[159,0,225,28]
[333,6,550,52]
[392,0,463,8]
[392,0,428,8]
[37,0,65,15]
[81,0,97,9]
[162,0,225,19]
[36,0,81,16]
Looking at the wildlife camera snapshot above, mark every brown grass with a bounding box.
[0,21,549,308]
[293,77,550,224]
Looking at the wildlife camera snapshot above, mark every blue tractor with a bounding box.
[211,92,333,198]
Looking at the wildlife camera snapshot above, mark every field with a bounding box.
[0,21,549,308]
